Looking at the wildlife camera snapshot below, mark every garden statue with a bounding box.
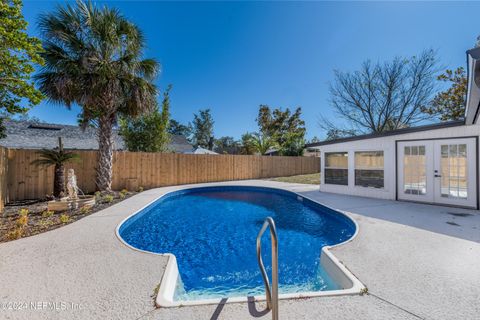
[46,155,95,212]
[66,168,78,199]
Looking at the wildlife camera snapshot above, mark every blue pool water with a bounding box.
[119,186,356,300]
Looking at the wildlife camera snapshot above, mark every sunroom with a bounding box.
[306,47,480,209]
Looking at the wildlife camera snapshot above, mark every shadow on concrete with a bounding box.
[298,190,480,243]
[210,298,228,320]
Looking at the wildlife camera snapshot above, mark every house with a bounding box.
[168,136,194,154]
[306,47,480,209]
[303,147,320,157]
[263,148,278,156]
[0,120,194,153]
[187,147,219,155]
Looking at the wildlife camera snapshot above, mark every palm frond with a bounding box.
[31,148,80,167]
[137,58,160,80]
[36,0,159,118]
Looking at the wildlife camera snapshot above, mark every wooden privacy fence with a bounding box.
[1,148,320,204]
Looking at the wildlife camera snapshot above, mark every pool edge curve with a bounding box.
[114,185,366,308]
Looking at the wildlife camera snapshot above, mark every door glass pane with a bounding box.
[459,144,466,157]
[440,144,467,199]
[412,146,418,156]
[419,146,425,155]
[441,145,448,156]
[404,145,427,195]
[449,145,458,157]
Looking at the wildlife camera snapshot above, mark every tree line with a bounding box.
[119,99,308,156]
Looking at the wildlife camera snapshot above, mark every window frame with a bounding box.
[324,152,349,186]
[354,150,385,189]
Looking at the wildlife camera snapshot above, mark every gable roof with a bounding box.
[0,120,193,153]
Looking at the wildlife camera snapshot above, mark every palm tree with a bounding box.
[32,138,79,198]
[250,133,277,155]
[35,1,159,191]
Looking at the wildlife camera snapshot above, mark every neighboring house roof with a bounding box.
[264,148,278,156]
[169,135,194,153]
[189,147,218,155]
[0,120,193,153]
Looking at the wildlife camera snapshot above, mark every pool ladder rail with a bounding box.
[256,217,279,320]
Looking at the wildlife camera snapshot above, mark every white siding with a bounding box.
[318,124,480,201]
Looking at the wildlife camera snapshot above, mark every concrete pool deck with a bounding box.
[0,180,479,319]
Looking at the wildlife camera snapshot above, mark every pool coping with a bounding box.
[114,185,366,308]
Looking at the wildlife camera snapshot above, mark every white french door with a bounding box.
[398,141,434,203]
[433,139,476,207]
[397,138,477,208]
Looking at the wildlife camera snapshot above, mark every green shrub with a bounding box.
[102,194,114,203]
[15,208,29,229]
[138,186,144,192]
[42,210,54,218]
[38,219,53,228]
[16,215,28,227]
[7,228,24,240]
[59,214,70,223]
[19,208,29,217]
[79,206,91,215]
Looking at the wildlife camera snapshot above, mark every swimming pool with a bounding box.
[117,186,363,306]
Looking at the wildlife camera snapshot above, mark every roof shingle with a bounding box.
[0,120,193,153]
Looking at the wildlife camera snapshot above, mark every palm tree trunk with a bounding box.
[54,163,65,198]
[96,114,115,192]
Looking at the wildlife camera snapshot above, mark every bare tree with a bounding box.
[324,50,438,134]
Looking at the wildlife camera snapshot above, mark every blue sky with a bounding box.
[22,1,480,140]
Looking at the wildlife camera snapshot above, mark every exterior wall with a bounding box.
[318,124,480,202]
[320,136,396,199]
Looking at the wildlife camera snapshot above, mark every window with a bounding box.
[355,151,384,188]
[403,146,426,195]
[324,152,348,185]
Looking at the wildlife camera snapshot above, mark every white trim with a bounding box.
[115,185,365,308]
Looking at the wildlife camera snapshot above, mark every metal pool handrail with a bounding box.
[256,217,279,320]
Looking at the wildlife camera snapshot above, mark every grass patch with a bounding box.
[269,173,320,185]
